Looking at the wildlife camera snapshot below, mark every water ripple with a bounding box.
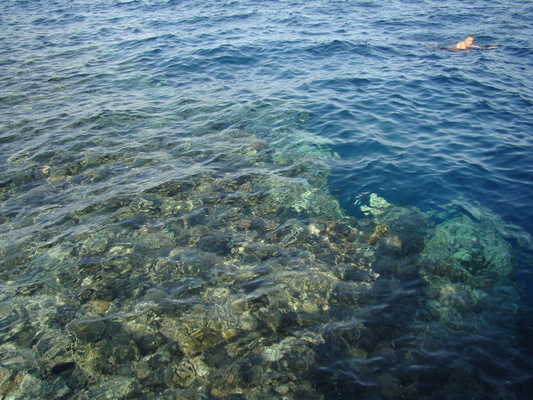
[1,0,532,398]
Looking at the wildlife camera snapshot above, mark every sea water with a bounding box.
[1,0,532,399]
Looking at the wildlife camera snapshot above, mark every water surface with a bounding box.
[1,1,532,399]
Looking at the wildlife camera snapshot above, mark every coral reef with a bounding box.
[0,104,530,400]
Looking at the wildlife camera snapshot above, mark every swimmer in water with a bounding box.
[451,34,497,50]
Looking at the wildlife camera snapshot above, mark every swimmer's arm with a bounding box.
[472,45,498,49]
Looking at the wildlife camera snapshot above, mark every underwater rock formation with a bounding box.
[1,105,530,400]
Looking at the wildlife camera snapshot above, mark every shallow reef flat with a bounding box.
[0,102,531,400]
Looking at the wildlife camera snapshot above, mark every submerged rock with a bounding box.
[88,376,141,400]
[0,101,529,400]
[68,317,106,344]
[266,219,310,247]
[80,235,109,255]
[423,214,513,285]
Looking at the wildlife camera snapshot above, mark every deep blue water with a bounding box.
[1,0,533,399]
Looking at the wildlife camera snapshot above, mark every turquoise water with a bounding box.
[1,0,532,399]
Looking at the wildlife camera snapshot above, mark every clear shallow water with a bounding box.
[1,0,532,399]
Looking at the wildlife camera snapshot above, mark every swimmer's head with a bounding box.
[465,35,475,46]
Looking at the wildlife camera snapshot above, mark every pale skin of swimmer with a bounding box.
[452,35,497,50]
